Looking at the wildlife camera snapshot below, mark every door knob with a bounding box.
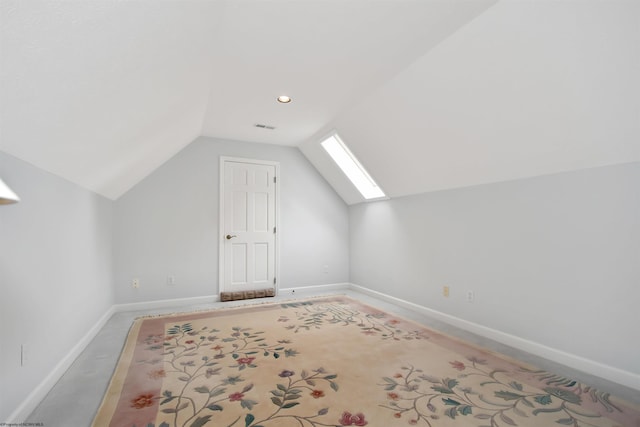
[226,234,237,240]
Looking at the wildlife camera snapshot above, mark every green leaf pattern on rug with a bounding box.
[280,301,429,341]
[379,358,622,426]
[240,368,341,427]
[150,322,301,426]
[519,367,623,414]
[138,318,349,427]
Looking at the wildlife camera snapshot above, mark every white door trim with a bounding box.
[219,156,280,294]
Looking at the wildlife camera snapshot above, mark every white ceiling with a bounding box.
[1,0,639,202]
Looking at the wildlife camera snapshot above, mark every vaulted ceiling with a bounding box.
[1,1,639,203]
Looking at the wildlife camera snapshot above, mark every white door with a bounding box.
[219,157,278,294]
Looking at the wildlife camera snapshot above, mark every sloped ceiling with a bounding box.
[302,0,640,203]
[1,0,639,202]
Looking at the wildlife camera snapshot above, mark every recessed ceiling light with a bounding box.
[277,95,292,104]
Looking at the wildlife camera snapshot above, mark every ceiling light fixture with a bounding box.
[277,95,292,104]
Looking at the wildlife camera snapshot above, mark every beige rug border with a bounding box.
[92,317,144,425]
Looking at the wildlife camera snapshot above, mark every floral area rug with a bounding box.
[92,296,639,427]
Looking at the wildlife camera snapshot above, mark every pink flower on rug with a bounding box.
[387,392,399,401]
[229,392,244,401]
[339,411,367,426]
[236,357,255,365]
[130,393,155,409]
[185,340,195,344]
[147,369,166,379]
[310,390,325,399]
[450,360,466,371]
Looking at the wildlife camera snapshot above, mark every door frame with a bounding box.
[218,156,280,294]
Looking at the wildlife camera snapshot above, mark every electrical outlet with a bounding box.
[466,290,475,303]
[443,286,450,297]
[167,275,176,286]
[132,278,140,288]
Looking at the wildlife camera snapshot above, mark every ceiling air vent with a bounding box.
[254,123,276,130]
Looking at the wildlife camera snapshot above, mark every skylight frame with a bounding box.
[320,132,386,201]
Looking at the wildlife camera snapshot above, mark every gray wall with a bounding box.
[350,161,640,376]
[0,152,114,421]
[113,136,349,303]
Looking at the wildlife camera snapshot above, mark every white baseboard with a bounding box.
[349,283,640,391]
[112,294,219,313]
[8,305,116,423]
[278,282,350,296]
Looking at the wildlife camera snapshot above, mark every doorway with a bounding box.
[219,157,279,294]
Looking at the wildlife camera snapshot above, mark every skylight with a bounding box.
[320,133,386,200]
